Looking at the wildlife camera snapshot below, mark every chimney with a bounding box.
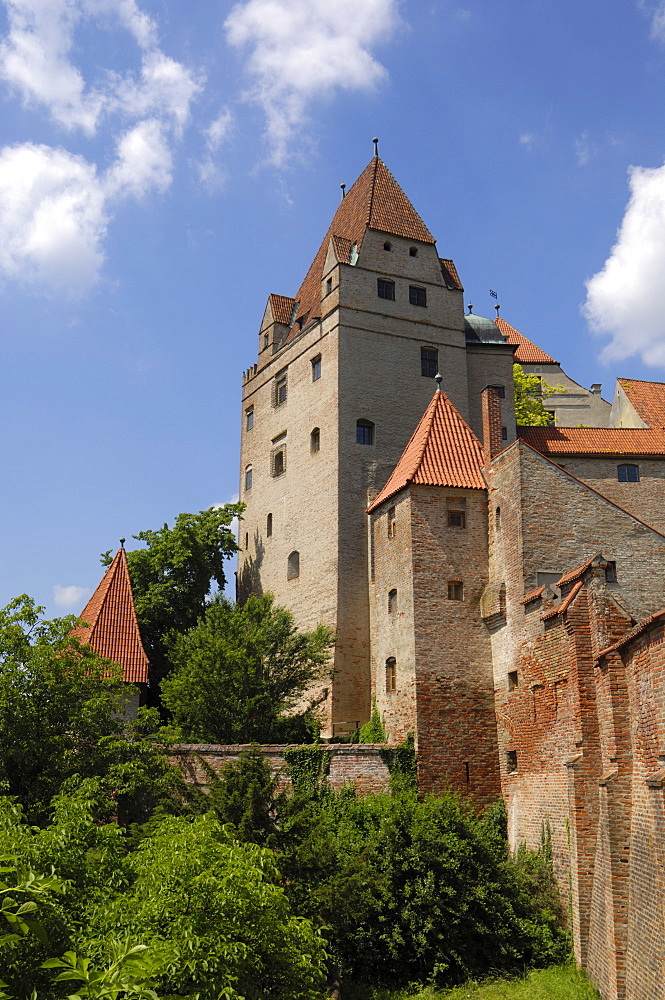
[590,383,602,395]
[481,386,503,463]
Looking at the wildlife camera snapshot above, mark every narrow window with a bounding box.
[508,670,518,691]
[245,406,254,431]
[274,371,287,406]
[310,427,320,453]
[388,589,397,614]
[388,506,396,538]
[506,750,518,773]
[272,448,285,477]
[311,355,322,381]
[421,347,438,377]
[605,561,617,582]
[409,285,427,307]
[356,419,374,445]
[385,657,397,693]
[448,580,464,601]
[245,532,249,549]
[501,426,508,441]
[383,240,392,251]
[488,384,506,399]
[245,464,253,490]
[377,278,395,301]
[287,550,300,580]
[263,333,269,350]
[464,761,470,784]
[495,506,501,528]
[409,246,418,257]
[618,464,640,482]
[326,277,332,295]
[266,513,273,537]
[499,584,507,617]
[448,510,465,528]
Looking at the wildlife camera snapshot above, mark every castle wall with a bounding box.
[555,455,665,535]
[521,362,612,427]
[465,344,517,445]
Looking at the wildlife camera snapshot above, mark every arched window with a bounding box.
[388,589,397,614]
[618,464,640,482]
[287,550,300,580]
[311,427,320,453]
[356,419,374,445]
[245,464,252,490]
[266,513,273,537]
[385,657,397,692]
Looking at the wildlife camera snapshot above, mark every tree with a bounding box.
[0,596,179,825]
[160,594,334,743]
[513,363,560,425]
[117,505,243,695]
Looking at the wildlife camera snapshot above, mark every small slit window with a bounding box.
[244,532,249,549]
[356,419,374,445]
[409,285,427,307]
[388,506,396,537]
[506,750,518,773]
[377,279,395,300]
[287,550,300,580]
[448,580,464,601]
[311,427,320,453]
[501,426,508,441]
[383,241,392,251]
[409,246,418,257]
[311,355,321,381]
[388,589,397,614]
[326,277,332,295]
[508,670,518,691]
[266,513,272,537]
[263,333,269,350]
[245,464,253,490]
[245,406,254,431]
[385,657,397,693]
[618,464,640,482]
[421,347,438,378]
[605,560,617,582]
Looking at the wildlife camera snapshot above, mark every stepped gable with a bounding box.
[518,425,665,456]
[285,157,436,344]
[618,378,665,428]
[71,547,149,683]
[368,388,485,512]
[495,316,557,365]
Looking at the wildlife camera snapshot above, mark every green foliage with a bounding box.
[283,747,329,796]
[41,942,167,1000]
[161,594,334,743]
[513,364,560,426]
[204,745,287,846]
[124,505,243,693]
[379,735,418,793]
[358,701,386,744]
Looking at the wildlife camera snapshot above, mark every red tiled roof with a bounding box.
[440,258,463,291]
[285,157,436,343]
[495,316,558,365]
[71,548,149,684]
[368,389,486,511]
[541,580,584,621]
[556,554,598,588]
[268,294,295,325]
[521,585,545,605]
[518,426,665,456]
[597,608,665,660]
[617,378,665,429]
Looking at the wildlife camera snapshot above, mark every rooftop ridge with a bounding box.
[518,425,665,456]
[617,378,665,429]
[495,316,558,365]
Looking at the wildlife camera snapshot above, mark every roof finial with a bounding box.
[373,137,379,157]
[119,537,125,549]
[495,303,501,317]
[467,303,473,314]
[434,372,443,392]
[340,182,346,200]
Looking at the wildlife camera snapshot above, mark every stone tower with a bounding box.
[238,155,515,736]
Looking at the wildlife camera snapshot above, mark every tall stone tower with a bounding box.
[238,154,514,736]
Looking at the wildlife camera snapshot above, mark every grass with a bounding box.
[346,964,600,1000]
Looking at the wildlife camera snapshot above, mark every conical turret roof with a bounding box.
[368,388,486,512]
[288,156,435,338]
[72,547,149,683]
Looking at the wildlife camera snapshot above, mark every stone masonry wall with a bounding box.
[555,456,665,536]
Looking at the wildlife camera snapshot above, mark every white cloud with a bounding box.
[583,162,665,366]
[54,583,90,609]
[198,108,233,186]
[519,132,536,150]
[0,142,107,294]
[224,0,401,165]
[105,119,172,200]
[111,50,202,133]
[575,129,594,166]
[639,0,665,42]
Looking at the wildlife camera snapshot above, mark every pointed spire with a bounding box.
[368,389,486,512]
[71,547,149,683]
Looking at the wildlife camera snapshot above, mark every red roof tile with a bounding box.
[368,389,486,511]
[72,548,149,684]
[556,554,598,588]
[285,157,436,343]
[597,608,665,660]
[541,579,584,621]
[268,294,295,325]
[440,258,463,291]
[495,316,558,365]
[521,585,545,605]
[518,426,665,456]
[617,378,665,429]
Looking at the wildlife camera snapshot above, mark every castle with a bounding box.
[237,153,665,1000]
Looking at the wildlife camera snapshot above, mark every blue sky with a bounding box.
[3,0,665,617]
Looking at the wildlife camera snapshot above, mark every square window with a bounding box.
[421,347,438,378]
[618,464,640,482]
[273,371,288,406]
[448,510,465,528]
[448,581,463,601]
[356,420,374,445]
[245,406,254,431]
[311,356,321,381]
[409,285,427,307]
[377,279,395,300]
[409,246,418,257]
